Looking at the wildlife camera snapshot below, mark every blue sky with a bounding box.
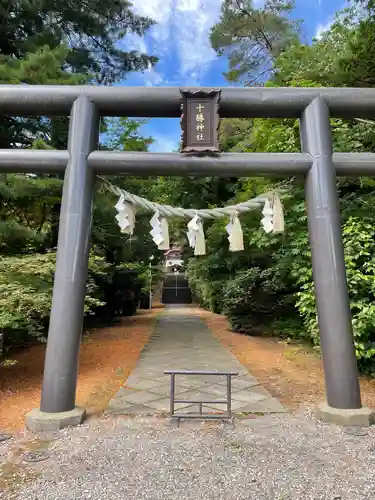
[121,0,349,152]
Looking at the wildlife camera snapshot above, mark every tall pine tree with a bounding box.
[210,0,299,84]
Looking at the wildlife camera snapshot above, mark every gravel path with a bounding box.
[2,405,375,500]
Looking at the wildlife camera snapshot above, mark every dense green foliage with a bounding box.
[182,1,375,373]
[0,0,157,148]
[0,2,162,357]
[0,119,164,353]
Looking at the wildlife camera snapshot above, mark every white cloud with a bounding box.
[131,0,222,85]
[143,68,164,87]
[315,18,334,39]
[149,134,179,153]
[131,0,174,25]
[314,0,364,40]
[116,31,148,53]
[131,0,174,48]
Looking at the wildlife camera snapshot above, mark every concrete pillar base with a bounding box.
[25,407,86,432]
[317,402,375,427]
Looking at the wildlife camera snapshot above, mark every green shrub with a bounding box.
[294,216,375,372]
[0,252,107,346]
[186,194,375,372]
[222,267,285,332]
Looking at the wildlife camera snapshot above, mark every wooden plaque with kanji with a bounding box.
[180,90,221,154]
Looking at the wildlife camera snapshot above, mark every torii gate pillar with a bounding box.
[25,97,99,431]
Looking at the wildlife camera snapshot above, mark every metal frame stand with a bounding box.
[165,370,238,427]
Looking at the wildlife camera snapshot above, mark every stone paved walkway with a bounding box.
[107,306,285,415]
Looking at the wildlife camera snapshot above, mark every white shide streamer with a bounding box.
[226,212,244,252]
[114,194,135,235]
[149,211,170,250]
[261,194,284,234]
[187,214,206,256]
[102,178,284,253]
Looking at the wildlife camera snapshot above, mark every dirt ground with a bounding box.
[196,308,375,411]
[1,305,375,433]
[0,310,159,432]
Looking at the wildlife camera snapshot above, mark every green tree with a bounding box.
[273,6,371,88]
[0,2,160,351]
[210,0,299,84]
[0,0,158,149]
[0,0,159,259]
[0,116,161,351]
[93,117,160,265]
[0,173,63,253]
[0,0,157,84]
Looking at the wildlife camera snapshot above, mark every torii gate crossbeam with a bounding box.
[0,85,373,430]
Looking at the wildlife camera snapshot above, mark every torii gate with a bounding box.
[1,85,374,430]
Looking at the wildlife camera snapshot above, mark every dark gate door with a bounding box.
[162,272,192,304]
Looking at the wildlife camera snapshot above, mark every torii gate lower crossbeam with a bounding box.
[0,85,373,430]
